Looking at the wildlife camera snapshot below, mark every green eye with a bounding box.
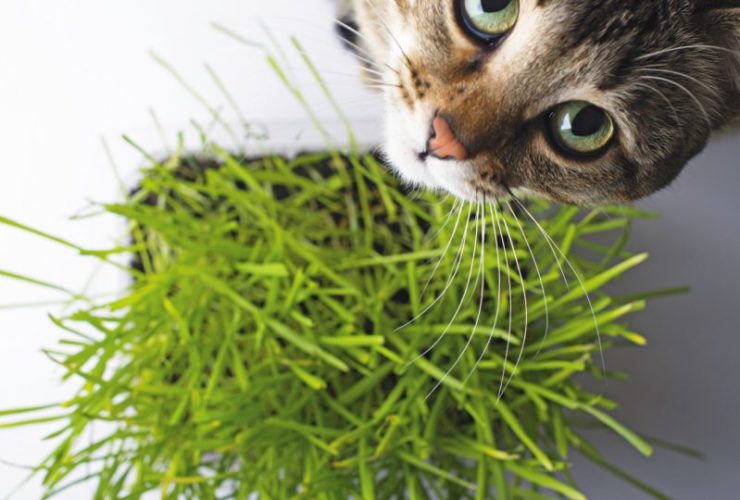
[462,0,519,38]
[548,101,615,156]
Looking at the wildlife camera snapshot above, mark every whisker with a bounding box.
[366,0,415,71]
[411,203,481,375]
[420,200,464,300]
[397,202,473,335]
[332,32,385,68]
[492,204,514,400]
[637,67,719,99]
[636,43,737,61]
[334,18,371,50]
[638,74,713,126]
[294,44,378,77]
[631,80,681,125]
[309,98,384,116]
[355,65,389,80]
[424,198,461,245]
[463,199,504,387]
[406,188,426,202]
[411,202,481,372]
[333,20,378,61]
[333,18,400,75]
[498,203,528,399]
[507,194,569,287]
[427,197,486,399]
[306,80,391,90]
[505,201,550,358]
[512,198,607,374]
[362,83,402,91]
[424,193,456,209]
[271,67,393,92]
[288,67,386,83]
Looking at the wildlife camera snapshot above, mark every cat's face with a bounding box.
[347,0,739,204]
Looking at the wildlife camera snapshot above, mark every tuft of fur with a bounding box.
[335,0,740,204]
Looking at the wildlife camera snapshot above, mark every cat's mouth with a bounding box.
[413,151,501,202]
[383,105,507,202]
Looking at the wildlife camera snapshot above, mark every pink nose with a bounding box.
[428,116,469,161]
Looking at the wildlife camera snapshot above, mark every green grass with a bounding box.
[0,145,668,499]
[0,35,676,499]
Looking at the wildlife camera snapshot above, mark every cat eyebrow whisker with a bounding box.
[506,200,550,359]
[631,80,681,125]
[639,74,713,126]
[636,43,738,61]
[638,66,720,97]
[427,196,486,399]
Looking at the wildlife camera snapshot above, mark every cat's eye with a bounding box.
[548,101,615,157]
[460,0,519,41]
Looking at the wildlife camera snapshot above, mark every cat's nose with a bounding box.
[427,115,470,161]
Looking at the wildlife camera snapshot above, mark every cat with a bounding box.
[334,0,740,205]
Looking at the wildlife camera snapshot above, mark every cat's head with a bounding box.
[347,0,740,204]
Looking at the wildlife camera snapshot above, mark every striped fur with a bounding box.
[335,0,740,204]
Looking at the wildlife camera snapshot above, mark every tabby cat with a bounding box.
[335,0,740,204]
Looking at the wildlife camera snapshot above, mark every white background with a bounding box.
[0,2,738,499]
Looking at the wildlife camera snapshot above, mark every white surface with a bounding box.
[0,2,380,498]
[0,2,738,500]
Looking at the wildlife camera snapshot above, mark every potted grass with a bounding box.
[0,37,672,499]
